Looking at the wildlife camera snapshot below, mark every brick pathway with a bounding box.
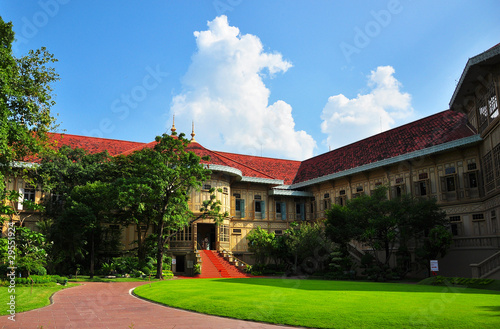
[0,281,302,329]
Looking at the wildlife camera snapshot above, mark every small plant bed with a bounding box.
[419,276,500,291]
[68,275,168,283]
[0,282,78,315]
[134,278,500,328]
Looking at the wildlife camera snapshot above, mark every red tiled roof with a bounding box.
[119,140,284,182]
[48,133,145,156]
[46,110,476,186]
[292,110,476,184]
[214,151,301,185]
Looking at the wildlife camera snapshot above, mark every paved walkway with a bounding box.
[0,281,302,329]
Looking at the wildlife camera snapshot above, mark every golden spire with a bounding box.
[171,115,177,134]
[191,121,196,142]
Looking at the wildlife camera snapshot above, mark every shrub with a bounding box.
[193,263,201,275]
[162,270,173,279]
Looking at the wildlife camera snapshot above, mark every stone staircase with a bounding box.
[471,250,500,279]
[197,250,252,279]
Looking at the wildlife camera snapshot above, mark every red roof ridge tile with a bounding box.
[48,132,146,145]
[211,151,279,180]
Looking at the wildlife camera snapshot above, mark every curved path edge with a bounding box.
[0,281,303,329]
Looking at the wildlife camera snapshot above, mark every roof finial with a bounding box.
[171,115,177,135]
[191,121,196,142]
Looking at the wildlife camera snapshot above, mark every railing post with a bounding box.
[470,264,480,278]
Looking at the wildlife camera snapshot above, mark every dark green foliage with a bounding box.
[325,186,452,280]
[0,16,59,171]
[247,222,333,275]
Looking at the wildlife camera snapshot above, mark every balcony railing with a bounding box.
[452,235,500,249]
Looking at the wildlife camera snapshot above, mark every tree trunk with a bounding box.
[155,222,164,279]
[137,223,145,261]
[90,230,95,279]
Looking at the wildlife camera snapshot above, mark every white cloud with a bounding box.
[170,15,316,160]
[320,66,413,149]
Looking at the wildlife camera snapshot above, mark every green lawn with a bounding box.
[1,283,79,316]
[134,278,500,328]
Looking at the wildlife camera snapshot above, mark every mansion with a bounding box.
[6,44,500,279]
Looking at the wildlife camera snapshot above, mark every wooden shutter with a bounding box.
[240,199,245,218]
[414,182,421,196]
[281,202,287,220]
[261,201,266,219]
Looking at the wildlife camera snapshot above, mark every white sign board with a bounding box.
[172,258,176,265]
[430,260,439,271]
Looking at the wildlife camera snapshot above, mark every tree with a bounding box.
[325,186,452,279]
[37,146,112,275]
[0,17,59,182]
[61,181,116,278]
[118,133,227,279]
[247,226,276,265]
[281,222,332,275]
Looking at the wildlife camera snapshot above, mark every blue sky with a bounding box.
[2,0,499,160]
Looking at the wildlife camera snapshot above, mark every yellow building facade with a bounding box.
[3,44,500,279]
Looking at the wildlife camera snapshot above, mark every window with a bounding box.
[296,203,305,221]
[418,173,428,180]
[324,193,330,199]
[23,185,36,202]
[467,162,477,171]
[274,230,283,236]
[323,198,332,210]
[276,202,286,220]
[491,210,498,234]
[395,177,404,184]
[449,216,461,236]
[254,195,262,200]
[235,199,245,218]
[392,184,405,198]
[174,225,192,241]
[483,151,495,193]
[220,225,229,242]
[414,180,428,197]
[445,167,456,175]
[472,214,485,221]
[494,144,500,189]
[446,176,456,191]
[223,187,228,194]
[335,196,346,207]
[232,228,242,235]
[468,172,478,188]
[202,184,211,190]
[255,200,266,219]
[356,186,363,192]
[440,174,458,201]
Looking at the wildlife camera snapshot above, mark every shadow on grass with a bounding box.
[476,305,500,316]
[211,278,500,295]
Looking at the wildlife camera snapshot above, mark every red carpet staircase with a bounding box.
[197,250,252,278]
